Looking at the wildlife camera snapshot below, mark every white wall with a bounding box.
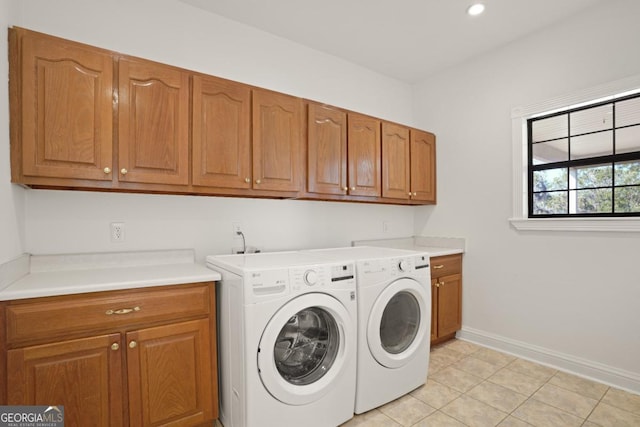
[414,0,640,385]
[0,0,25,264]
[8,0,416,261]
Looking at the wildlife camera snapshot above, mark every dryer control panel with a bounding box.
[358,253,430,283]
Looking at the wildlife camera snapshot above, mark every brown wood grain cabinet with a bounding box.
[192,75,252,190]
[381,122,411,199]
[410,129,437,203]
[252,89,304,193]
[348,113,382,197]
[1,283,218,427]
[430,254,462,345]
[118,57,190,186]
[9,27,436,205]
[307,103,348,195]
[11,27,114,184]
[307,105,382,199]
[382,123,437,203]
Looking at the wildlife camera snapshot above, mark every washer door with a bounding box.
[257,293,352,405]
[367,278,429,368]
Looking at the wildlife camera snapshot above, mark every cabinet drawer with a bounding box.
[430,254,462,277]
[6,283,211,345]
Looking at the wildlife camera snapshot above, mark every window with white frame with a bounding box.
[528,93,640,217]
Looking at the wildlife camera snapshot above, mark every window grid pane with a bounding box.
[528,92,640,218]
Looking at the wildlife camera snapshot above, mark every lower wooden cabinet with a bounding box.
[1,282,218,427]
[7,333,124,426]
[430,254,462,345]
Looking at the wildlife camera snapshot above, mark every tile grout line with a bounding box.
[579,385,610,427]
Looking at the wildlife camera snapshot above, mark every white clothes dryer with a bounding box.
[206,252,357,427]
[306,247,431,414]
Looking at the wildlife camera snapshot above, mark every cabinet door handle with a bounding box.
[245,177,251,183]
[435,282,440,288]
[351,187,356,191]
[103,167,111,174]
[120,168,128,175]
[255,179,261,184]
[111,343,120,351]
[105,306,141,315]
[433,264,444,269]
[342,187,348,191]
[439,281,445,287]
[129,341,137,349]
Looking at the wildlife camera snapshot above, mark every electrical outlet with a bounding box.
[232,222,242,234]
[382,221,390,233]
[111,222,125,242]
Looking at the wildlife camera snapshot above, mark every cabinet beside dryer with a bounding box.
[430,254,462,345]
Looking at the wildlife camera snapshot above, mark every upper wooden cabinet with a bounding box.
[252,89,303,193]
[382,122,411,199]
[307,106,381,198]
[410,129,437,203]
[348,113,382,197]
[9,27,435,204]
[307,103,348,195]
[192,75,252,189]
[382,123,437,203]
[12,27,114,182]
[118,57,190,186]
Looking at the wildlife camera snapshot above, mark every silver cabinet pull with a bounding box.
[105,306,141,315]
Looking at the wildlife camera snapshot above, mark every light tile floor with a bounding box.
[341,339,640,427]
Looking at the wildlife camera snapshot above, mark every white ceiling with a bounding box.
[179,0,605,83]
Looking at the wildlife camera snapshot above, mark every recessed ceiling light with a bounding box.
[467,3,486,16]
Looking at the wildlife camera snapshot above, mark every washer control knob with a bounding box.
[304,270,319,286]
[398,260,409,272]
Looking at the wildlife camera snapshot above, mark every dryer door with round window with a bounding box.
[257,293,353,405]
[367,277,430,368]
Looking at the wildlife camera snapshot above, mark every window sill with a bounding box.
[509,217,640,232]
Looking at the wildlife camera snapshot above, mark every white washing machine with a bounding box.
[206,252,357,427]
[305,246,431,414]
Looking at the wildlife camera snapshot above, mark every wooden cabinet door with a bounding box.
[410,129,436,203]
[118,58,189,186]
[18,29,113,181]
[126,319,214,427]
[252,89,303,192]
[307,103,347,195]
[431,279,439,342]
[382,122,410,199]
[7,333,123,427]
[193,75,251,189]
[348,113,381,197]
[436,273,462,338]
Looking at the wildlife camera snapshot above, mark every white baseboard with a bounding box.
[457,326,640,395]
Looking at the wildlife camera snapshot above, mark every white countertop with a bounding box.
[0,249,221,301]
[412,246,464,257]
[352,236,465,257]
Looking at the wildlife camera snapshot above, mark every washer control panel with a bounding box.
[290,263,355,292]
